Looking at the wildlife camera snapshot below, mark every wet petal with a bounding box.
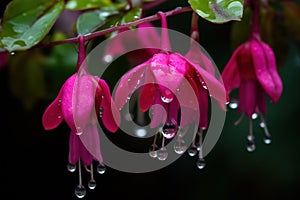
[80,124,102,164]
[238,80,257,117]
[253,41,283,103]
[42,84,64,130]
[198,85,209,129]
[221,45,242,94]
[99,79,120,132]
[137,23,161,55]
[68,131,80,165]
[150,92,167,128]
[114,61,149,110]
[140,83,156,112]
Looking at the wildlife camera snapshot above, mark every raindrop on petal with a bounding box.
[161,96,173,103]
[97,163,106,174]
[67,163,76,172]
[99,107,103,118]
[162,123,177,139]
[103,54,113,63]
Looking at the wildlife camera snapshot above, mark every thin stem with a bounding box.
[39,6,192,48]
[259,114,271,138]
[249,0,261,39]
[76,35,87,72]
[191,11,199,39]
[157,11,171,52]
[78,160,83,186]
[90,163,94,181]
[234,113,245,126]
[198,128,203,159]
[127,0,133,9]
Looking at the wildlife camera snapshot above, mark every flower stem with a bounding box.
[76,35,87,72]
[157,11,171,52]
[39,6,192,48]
[250,0,261,39]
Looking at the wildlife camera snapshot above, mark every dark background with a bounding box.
[1,0,300,199]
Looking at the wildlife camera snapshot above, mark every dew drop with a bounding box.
[176,88,180,92]
[196,158,206,170]
[88,179,96,190]
[103,54,113,63]
[148,144,159,158]
[246,141,256,152]
[228,101,238,109]
[97,163,106,174]
[127,78,131,82]
[161,96,173,103]
[75,185,86,198]
[174,139,187,154]
[263,136,272,145]
[188,147,198,157]
[157,147,168,161]
[10,51,15,56]
[162,123,177,139]
[67,163,76,172]
[251,113,258,120]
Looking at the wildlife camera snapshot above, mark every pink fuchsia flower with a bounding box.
[103,22,160,65]
[114,12,227,165]
[42,36,120,197]
[221,0,283,151]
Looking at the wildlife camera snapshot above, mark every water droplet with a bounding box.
[76,127,83,135]
[67,163,76,172]
[157,147,168,161]
[228,101,238,109]
[161,96,173,103]
[196,158,206,170]
[247,135,254,141]
[196,144,202,151]
[188,147,198,157]
[148,144,159,158]
[58,115,62,119]
[88,179,96,190]
[127,78,131,82]
[259,122,265,128]
[162,123,177,139]
[97,163,106,174]
[251,113,258,119]
[103,54,113,63]
[246,141,256,152]
[127,96,131,100]
[263,136,272,145]
[176,88,180,92]
[10,51,15,56]
[99,107,103,118]
[75,185,86,198]
[174,139,187,154]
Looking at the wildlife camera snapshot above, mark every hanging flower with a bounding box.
[0,51,8,69]
[42,36,120,198]
[114,12,227,168]
[221,0,283,152]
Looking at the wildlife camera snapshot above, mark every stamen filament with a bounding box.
[234,113,245,126]
[78,160,83,186]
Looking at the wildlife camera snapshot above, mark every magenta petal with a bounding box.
[167,97,179,126]
[178,53,227,107]
[137,23,160,54]
[150,92,167,128]
[238,80,257,117]
[198,86,209,129]
[151,53,186,94]
[257,85,267,114]
[68,131,80,165]
[140,83,156,112]
[185,41,215,75]
[0,52,8,69]
[80,124,102,165]
[42,85,64,130]
[114,61,149,110]
[254,41,283,103]
[98,79,120,133]
[221,46,242,94]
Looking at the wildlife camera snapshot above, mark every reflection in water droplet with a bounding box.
[251,113,258,119]
[246,141,256,152]
[174,139,187,154]
[228,101,238,109]
[162,123,177,139]
[88,179,96,190]
[188,147,198,157]
[99,107,103,118]
[149,144,159,158]
[263,136,272,145]
[157,147,168,161]
[97,163,106,174]
[161,96,173,103]
[10,52,15,56]
[196,158,206,170]
[67,163,76,172]
[259,122,265,128]
[75,185,86,198]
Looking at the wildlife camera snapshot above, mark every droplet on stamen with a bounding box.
[196,158,206,170]
[149,144,159,158]
[263,135,272,145]
[188,146,198,157]
[157,147,168,161]
[251,113,258,120]
[246,141,256,152]
[174,139,187,154]
[75,185,86,198]
[228,101,238,109]
[88,179,96,190]
[10,51,15,56]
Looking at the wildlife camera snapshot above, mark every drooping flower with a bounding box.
[221,0,283,152]
[0,51,8,69]
[114,12,227,168]
[42,36,120,198]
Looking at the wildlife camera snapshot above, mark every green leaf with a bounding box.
[121,6,142,24]
[76,10,109,35]
[8,49,47,110]
[65,0,126,11]
[188,0,244,23]
[0,0,64,52]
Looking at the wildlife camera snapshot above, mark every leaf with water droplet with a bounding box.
[188,0,244,24]
[65,0,126,11]
[0,0,64,51]
[76,10,108,35]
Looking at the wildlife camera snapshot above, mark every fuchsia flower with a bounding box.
[114,12,227,167]
[0,51,8,69]
[221,0,283,151]
[42,36,120,197]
